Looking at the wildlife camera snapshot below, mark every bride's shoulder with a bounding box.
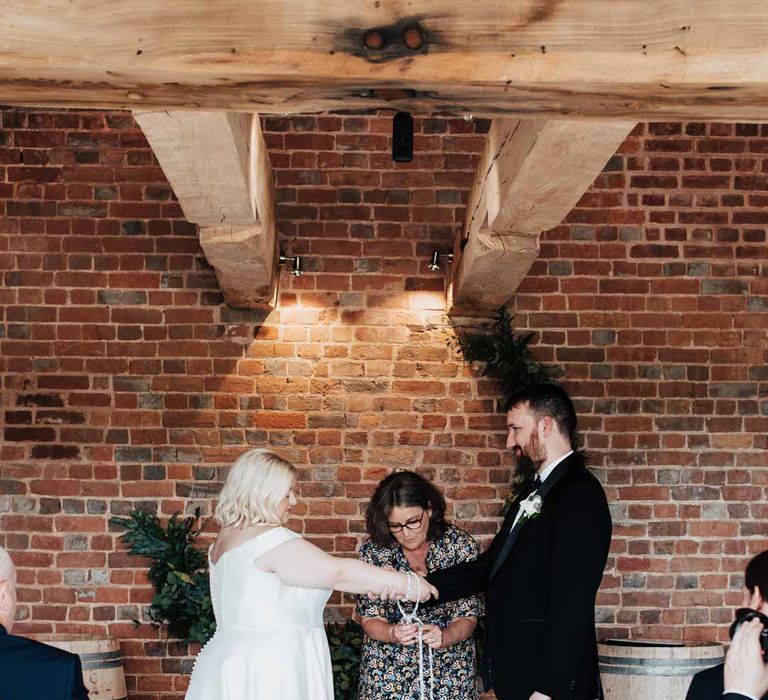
[268,525,301,539]
[213,526,300,562]
[259,525,303,549]
[254,527,306,566]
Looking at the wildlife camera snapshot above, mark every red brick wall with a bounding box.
[1,108,767,698]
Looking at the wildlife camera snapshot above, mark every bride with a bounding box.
[185,448,437,700]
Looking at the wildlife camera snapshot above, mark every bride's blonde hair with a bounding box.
[215,449,296,529]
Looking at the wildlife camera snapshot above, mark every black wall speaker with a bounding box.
[392,111,413,162]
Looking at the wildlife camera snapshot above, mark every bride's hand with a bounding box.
[405,573,438,602]
[370,573,438,602]
[368,585,404,601]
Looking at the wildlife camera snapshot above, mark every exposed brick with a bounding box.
[3,108,768,697]
[15,394,64,408]
[29,445,80,460]
[4,427,56,442]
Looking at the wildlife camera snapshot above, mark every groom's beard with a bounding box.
[513,431,547,475]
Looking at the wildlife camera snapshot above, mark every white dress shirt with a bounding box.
[510,450,573,530]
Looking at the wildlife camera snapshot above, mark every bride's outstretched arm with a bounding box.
[256,538,437,601]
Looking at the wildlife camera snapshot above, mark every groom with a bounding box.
[427,383,612,700]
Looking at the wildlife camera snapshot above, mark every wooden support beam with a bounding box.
[199,224,279,308]
[133,112,257,226]
[448,118,634,313]
[1,2,768,119]
[135,110,278,307]
[485,120,636,235]
[448,231,540,312]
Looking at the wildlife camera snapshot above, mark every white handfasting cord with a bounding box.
[396,571,435,700]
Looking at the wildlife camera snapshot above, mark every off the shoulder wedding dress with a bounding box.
[185,527,334,700]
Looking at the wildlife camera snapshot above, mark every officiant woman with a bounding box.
[356,471,483,700]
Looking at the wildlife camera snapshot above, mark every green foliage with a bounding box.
[112,510,365,696]
[326,619,364,700]
[451,307,562,506]
[451,307,560,402]
[110,509,216,644]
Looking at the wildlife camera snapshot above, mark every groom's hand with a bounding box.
[529,693,551,700]
[415,574,439,602]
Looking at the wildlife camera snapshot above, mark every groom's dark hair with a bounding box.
[505,383,577,443]
[365,470,447,548]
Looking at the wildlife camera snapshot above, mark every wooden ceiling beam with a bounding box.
[3,1,768,119]
[447,118,635,313]
[134,111,278,308]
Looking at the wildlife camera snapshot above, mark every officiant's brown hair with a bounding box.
[365,470,447,548]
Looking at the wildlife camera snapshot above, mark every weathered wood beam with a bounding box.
[447,118,634,313]
[134,110,278,307]
[2,1,768,119]
[133,112,257,226]
[447,231,541,313]
[199,224,279,308]
[485,120,636,235]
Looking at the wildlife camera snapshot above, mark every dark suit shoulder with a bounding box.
[550,458,608,505]
[563,454,602,484]
[544,457,612,552]
[0,631,81,665]
[686,662,723,699]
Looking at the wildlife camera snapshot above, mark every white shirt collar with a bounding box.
[538,450,573,483]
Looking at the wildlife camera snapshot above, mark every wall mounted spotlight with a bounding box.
[279,254,303,276]
[428,250,454,271]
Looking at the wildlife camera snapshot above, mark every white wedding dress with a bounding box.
[185,527,334,700]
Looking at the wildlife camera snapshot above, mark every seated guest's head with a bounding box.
[744,549,768,613]
[0,546,17,631]
[365,471,446,552]
[215,449,297,529]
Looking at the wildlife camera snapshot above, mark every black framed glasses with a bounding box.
[387,511,425,533]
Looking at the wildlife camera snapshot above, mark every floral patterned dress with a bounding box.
[356,525,483,700]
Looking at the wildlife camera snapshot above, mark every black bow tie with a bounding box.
[533,475,542,490]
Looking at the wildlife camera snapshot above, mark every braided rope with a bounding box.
[396,571,435,700]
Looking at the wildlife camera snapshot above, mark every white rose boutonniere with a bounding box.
[518,493,543,522]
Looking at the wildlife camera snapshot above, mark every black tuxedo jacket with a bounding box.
[428,453,612,700]
[0,624,89,700]
[687,662,768,700]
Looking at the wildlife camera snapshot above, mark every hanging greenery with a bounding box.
[450,306,561,402]
[450,307,563,509]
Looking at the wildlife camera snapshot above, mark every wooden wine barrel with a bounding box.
[599,639,724,700]
[29,634,127,700]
